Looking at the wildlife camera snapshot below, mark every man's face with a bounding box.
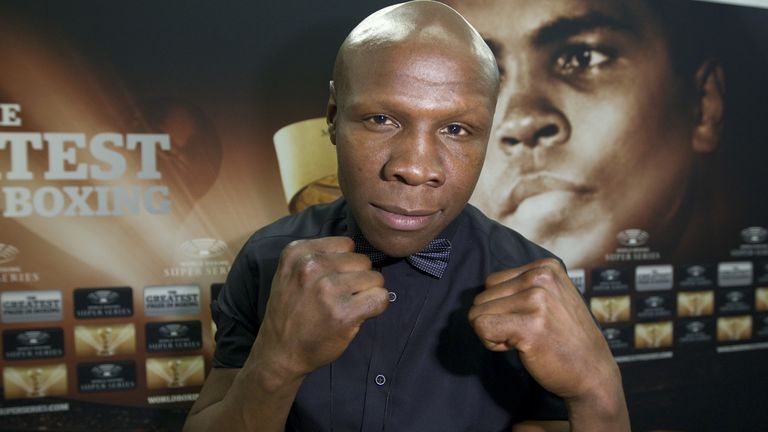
[452,0,702,268]
[330,42,496,257]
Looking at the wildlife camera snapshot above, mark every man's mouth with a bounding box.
[370,203,441,231]
[500,172,594,217]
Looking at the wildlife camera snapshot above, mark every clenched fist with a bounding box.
[255,236,390,378]
[469,259,629,429]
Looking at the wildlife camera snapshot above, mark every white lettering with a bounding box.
[0,132,171,181]
[126,134,170,180]
[0,103,22,127]
[113,185,141,215]
[33,186,65,217]
[0,132,43,180]
[145,185,170,214]
[62,186,94,216]
[1,187,32,217]
[2,186,172,217]
[44,133,87,180]
[90,133,126,180]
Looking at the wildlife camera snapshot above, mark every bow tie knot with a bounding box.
[353,235,451,279]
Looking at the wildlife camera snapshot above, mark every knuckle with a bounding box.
[473,315,498,339]
[339,236,355,251]
[366,290,388,315]
[529,267,556,287]
[315,274,336,296]
[296,253,323,284]
[528,312,546,331]
[329,305,349,326]
[531,258,562,273]
[540,257,562,268]
[282,240,305,259]
[369,271,385,287]
[526,286,549,307]
[356,253,374,270]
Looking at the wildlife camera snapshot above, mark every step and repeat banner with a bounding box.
[1,1,767,431]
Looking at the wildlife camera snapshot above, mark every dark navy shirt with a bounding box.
[212,199,567,431]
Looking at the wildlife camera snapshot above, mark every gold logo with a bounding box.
[635,321,673,349]
[717,316,752,342]
[75,324,136,356]
[677,291,715,317]
[3,364,67,399]
[756,287,768,312]
[146,355,205,389]
[590,296,631,323]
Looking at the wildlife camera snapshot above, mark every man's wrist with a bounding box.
[234,350,307,431]
[245,336,307,394]
[564,366,630,432]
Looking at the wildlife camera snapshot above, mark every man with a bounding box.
[450,0,728,269]
[184,2,628,431]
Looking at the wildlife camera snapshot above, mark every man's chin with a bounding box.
[367,233,434,258]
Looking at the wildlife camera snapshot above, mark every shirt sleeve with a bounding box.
[211,243,262,368]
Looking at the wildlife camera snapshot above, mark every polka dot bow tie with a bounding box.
[353,235,452,279]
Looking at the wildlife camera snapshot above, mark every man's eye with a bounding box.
[556,47,612,74]
[442,124,468,136]
[366,115,396,126]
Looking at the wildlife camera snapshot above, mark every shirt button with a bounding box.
[375,374,386,386]
[388,291,397,302]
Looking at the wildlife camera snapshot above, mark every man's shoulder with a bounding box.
[460,204,561,268]
[241,198,348,253]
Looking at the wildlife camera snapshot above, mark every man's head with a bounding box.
[447,0,725,268]
[327,0,500,257]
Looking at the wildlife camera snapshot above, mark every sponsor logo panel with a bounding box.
[2,364,68,399]
[676,318,716,346]
[1,290,62,323]
[73,287,133,319]
[146,321,202,353]
[717,262,753,287]
[77,360,137,393]
[591,268,631,293]
[677,291,715,317]
[3,327,64,360]
[635,265,674,291]
[717,315,753,342]
[634,321,674,350]
[143,285,201,316]
[146,355,205,389]
[74,323,136,357]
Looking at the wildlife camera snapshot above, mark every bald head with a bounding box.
[332,0,499,104]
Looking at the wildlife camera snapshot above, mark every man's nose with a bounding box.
[382,128,445,187]
[495,83,570,150]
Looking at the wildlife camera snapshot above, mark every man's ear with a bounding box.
[326,80,338,145]
[692,60,725,153]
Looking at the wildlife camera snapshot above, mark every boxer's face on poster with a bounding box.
[453,0,702,267]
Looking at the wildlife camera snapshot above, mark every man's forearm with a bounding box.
[184,338,307,432]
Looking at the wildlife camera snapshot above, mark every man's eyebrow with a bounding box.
[532,12,638,46]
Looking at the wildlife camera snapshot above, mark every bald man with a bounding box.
[184,2,628,431]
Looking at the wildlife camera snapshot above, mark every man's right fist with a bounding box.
[255,236,389,377]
